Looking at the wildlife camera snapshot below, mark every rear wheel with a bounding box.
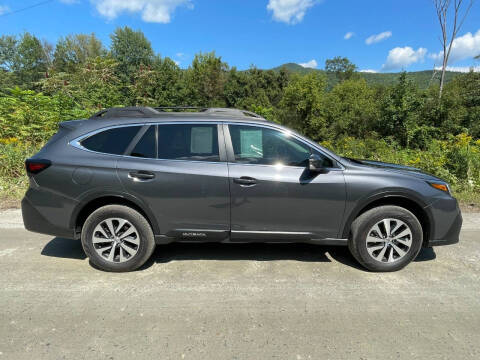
[81,205,155,272]
[348,205,423,272]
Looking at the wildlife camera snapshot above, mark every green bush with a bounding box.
[322,133,480,193]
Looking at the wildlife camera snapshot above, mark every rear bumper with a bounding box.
[426,198,462,247]
[22,197,74,239]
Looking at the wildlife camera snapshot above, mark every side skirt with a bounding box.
[155,230,347,246]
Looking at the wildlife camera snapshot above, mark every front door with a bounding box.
[225,123,346,241]
[117,123,230,241]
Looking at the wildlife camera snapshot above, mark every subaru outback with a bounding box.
[22,106,462,272]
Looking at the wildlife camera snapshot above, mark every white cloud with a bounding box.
[267,0,319,24]
[434,65,480,73]
[430,29,480,64]
[176,52,184,58]
[382,46,427,70]
[365,31,392,45]
[0,5,9,15]
[344,32,354,40]
[359,69,378,73]
[299,59,318,68]
[91,0,192,23]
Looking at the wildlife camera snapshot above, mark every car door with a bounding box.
[224,123,346,241]
[117,122,230,241]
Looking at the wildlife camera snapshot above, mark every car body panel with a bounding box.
[117,157,231,240]
[228,162,346,239]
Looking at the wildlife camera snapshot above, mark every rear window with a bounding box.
[158,124,219,162]
[81,126,142,155]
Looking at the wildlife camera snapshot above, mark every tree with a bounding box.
[40,56,124,109]
[379,73,423,147]
[110,27,154,83]
[324,79,379,139]
[53,33,104,73]
[13,33,51,86]
[224,66,289,112]
[279,72,328,139]
[0,35,17,71]
[325,56,358,82]
[433,0,474,98]
[184,52,228,106]
[133,56,183,106]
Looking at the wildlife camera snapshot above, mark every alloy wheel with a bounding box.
[365,218,412,263]
[92,218,140,263]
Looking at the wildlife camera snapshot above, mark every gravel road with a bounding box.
[1,210,479,359]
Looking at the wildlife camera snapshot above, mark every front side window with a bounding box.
[158,124,219,162]
[81,126,142,155]
[228,125,312,167]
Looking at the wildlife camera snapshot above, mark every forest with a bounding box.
[0,27,479,206]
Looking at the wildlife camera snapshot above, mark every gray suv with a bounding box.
[22,107,462,272]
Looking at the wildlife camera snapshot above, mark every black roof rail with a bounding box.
[155,106,207,112]
[89,106,265,120]
[89,106,160,119]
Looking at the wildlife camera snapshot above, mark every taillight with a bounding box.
[25,159,51,175]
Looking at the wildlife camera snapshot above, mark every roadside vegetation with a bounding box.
[1,28,479,208]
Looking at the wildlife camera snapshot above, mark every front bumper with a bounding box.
[425,197,462,247]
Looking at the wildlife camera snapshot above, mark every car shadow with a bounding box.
[41,237,436,271]
[41,237,87,260]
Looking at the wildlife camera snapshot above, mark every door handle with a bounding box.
[233,176,257,186]
[128,171,155,181]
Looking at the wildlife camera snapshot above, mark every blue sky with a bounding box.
[0,0,479,72]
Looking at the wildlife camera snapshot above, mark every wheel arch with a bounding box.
[342,194,433,246]
[71,193,160,238]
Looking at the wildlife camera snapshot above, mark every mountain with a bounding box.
[270,63,463,89]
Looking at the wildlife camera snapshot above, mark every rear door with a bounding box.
[117,122,230,241]
[224,123,346,241]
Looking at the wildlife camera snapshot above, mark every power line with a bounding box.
[0,0,55,17]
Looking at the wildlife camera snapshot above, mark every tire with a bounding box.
[81,205,156,272]
[348,205,423,272]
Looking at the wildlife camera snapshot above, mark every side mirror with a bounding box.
[309,153,324,172]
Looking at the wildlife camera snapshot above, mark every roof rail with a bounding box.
[155,106,207,112]
[202,108,264,119]
[89,106,265,120]
[156,106,264,119]
[90,106,160,119]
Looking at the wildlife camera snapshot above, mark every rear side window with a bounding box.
[158,124,219,162]
[81,126,141,155]
[130,126,156,158]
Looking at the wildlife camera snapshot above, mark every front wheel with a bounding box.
[348,205,423,272]
[81,205,156,272]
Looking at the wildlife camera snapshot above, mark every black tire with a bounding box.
[348,205,423,272]
[81,205,155,272]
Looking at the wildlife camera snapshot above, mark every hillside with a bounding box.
[271,63,462,88]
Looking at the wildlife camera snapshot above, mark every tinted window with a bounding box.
[228,125,312,166]
[81,126,141,155]
[158,124,219,162]
[130,126,156,158]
